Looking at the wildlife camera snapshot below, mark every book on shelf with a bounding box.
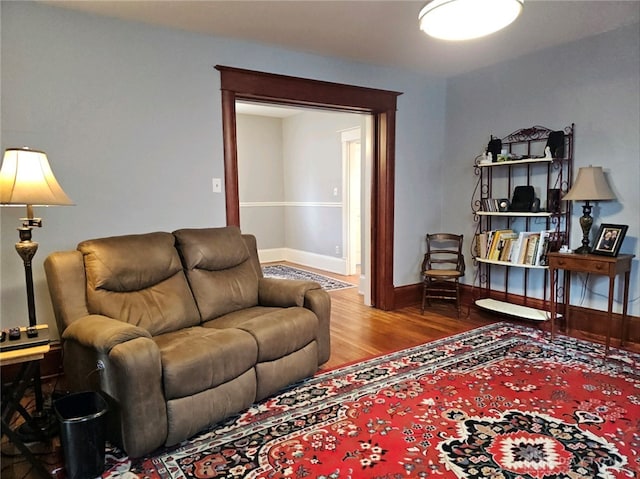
[509,231,530,264]
[523,235,539,265]
[487,229,514,260]
[476,228,555,266]
[497,232,519,261]
[535,229,553,266]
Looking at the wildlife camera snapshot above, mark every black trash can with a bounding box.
[54,391,108,479]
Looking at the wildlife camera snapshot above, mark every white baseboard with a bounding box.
[257,248,288,264]
[359,274,366,295]
[258,248,347,275]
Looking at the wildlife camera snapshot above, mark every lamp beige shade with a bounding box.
[563,166,615,201]
[0,148,73,206]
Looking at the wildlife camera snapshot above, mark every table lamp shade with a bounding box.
[563,166,615,202]
[0,148,73,206]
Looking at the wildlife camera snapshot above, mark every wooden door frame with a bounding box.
[216,66,401,310]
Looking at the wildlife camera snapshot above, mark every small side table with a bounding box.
[548,252,634,355]
[1,336,52,479]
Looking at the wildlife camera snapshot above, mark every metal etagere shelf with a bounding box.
[471,124,574,319]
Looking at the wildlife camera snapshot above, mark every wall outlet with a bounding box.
[212,178,222,193]
[335,245,340,255]
[333,187,339,196]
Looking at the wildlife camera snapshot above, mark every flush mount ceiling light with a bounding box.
[419,0,523,41]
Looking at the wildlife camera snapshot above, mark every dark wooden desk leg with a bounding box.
[621,270,630,348]
[564,270,571,335]
[1,361,53,479]
[1,420,52,478]
[606,276,615,356]
[550,266,556,341]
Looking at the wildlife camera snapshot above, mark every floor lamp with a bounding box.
[0,147,73,440]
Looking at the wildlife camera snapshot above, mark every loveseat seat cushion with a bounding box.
[203,307,318,362]
[153,326,258,400]
[174,227,260,320]
[78,232,201,336]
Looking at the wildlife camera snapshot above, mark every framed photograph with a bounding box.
[591,224,628,257]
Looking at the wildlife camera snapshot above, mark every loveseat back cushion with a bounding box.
[173,227,260,320]
[78,232,201,336]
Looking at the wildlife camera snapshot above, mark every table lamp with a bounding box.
[562,166,615,254]
[0,147,73,440]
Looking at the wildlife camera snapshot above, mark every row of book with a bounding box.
[474,229,553,266]
[481,198,508,212]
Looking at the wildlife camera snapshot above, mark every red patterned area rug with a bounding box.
[103,323,640,478]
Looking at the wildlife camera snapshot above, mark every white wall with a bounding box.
[0,2,446,334]
[444,23,640,316]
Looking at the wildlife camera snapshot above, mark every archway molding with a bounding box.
[216,65,401,310]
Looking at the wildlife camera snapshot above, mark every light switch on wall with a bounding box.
[212,178,222,193]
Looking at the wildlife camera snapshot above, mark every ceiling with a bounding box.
[41,1,639,77]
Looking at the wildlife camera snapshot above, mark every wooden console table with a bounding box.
[548,252,634,355]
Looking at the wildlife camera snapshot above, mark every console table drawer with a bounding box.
[551,256,611,274]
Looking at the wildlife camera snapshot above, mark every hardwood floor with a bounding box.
[318,267,496,370]
[2,262,637,478]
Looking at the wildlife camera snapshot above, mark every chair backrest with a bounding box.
[422,233,465,273]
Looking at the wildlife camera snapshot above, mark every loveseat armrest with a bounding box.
[61,315,166,457]
[258,278,331,365]
[304,288,331,365]
[62,314,152,352]
[258,278,321,307]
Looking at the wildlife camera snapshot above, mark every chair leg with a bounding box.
[421,281,427,314]
[455,281,461,318]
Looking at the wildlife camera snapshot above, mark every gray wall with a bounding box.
[444,23,640,316]
[237,109,361,258]
[0,2,446,333]
[237,114,285,250]
[282,110,362,257]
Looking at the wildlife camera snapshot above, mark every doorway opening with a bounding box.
[236,104,370,302]
[216,66,401,310]
[341,127,363,288]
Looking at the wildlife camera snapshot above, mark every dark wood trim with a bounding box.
[220,89,240,226]
[217,66,399,112]
[216,66,402,310]
[396,282,640,344]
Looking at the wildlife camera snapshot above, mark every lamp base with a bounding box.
[573,245,591,255]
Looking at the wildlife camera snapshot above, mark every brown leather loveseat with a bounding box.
[44,226,330,457]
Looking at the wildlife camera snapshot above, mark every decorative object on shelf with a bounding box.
[545,130,565,159]
[562,165,615,254]
[0,146,73,440]
[509,185,539,212]
[418,0,523,41]
[547,188,562,214]
[591,223,628,257]
[487,137,502,163]
[497,198,510,212]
